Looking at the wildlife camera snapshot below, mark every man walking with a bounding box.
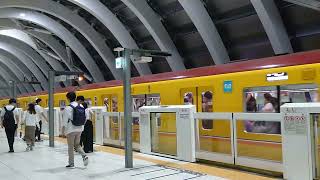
[35,98,48,141]
[0,99,20,152]
[62,92,88,168]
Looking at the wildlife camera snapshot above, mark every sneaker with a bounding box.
[83,156,89,166]
[25,146,30,152]
[8,150,14,153]
[66,164,75,169]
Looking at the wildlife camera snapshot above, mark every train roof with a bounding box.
[16,49,320,98]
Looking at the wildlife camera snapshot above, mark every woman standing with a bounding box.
[80,102,94,153]
[24,103,38,151]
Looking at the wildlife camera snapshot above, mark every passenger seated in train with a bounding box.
[250,93,281,134]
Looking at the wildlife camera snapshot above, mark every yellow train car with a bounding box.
[4,50,320,168]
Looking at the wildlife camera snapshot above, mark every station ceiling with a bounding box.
[0,0,319,96]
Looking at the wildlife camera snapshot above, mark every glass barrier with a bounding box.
[103,114,120,145]
[197,119,232,155]
[151,112,177,156]
[236,118,282,162]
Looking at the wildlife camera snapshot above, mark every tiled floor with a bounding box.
[0,129,279,180]
[0,130,222,180]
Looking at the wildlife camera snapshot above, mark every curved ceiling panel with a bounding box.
[0,8,104,82]
[0,35,51,79]
[121,0,186,71]
[0,43,48,89]
[0,53,35,92]
[67,0,151,75]
[0,0,125,79]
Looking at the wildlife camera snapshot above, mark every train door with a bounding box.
[102,95,120,146]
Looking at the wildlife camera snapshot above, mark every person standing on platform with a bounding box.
[34,98,48,141]
[0,99,20,153]
[24,103,38,151]
[63,92,88,168]
[80,102,94,153]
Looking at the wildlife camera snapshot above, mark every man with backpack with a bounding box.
[62,92,88,168]
[0,99,20,153]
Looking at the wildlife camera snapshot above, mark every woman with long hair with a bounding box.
[24,103,38,151]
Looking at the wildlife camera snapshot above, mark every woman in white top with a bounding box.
[24,103,38,151]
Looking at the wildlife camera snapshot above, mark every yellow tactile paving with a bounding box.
[53,136,279,180]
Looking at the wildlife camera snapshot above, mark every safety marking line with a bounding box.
[131,168,167,176]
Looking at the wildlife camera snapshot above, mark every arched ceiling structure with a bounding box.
[0,0,318,97]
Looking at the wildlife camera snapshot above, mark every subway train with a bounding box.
[1,49,320,166]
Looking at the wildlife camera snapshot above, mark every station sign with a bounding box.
[283,113,307,135]
[115,57,124,69]
[223,80,232,93]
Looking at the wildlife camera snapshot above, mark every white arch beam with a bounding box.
[67,0,151,75]
[284,0,320,11]
[0,50,43,91]
[0,62,26,94]
[0,55,34,92]
[0,29,68,87]
[178,0,230,65]
[251,0,293,54]
[0,19,72,71]
[0,0,124,79]
[121,0,186,71]
[0,8,104,82]
[0,35,51,78]
[0,43,48,90]
[0,76,11,96]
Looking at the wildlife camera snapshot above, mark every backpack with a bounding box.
[69,104,86,126]
[3,107,15,128]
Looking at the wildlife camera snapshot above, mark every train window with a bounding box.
[132,95,146,125]
[103,97,110,111]
[111,96,118,124]
[146,94,161,106]
[201,91,213,129]
[184,92,194,105]
[244,86,280,134]
[280,84,318,104]
[111,96,118,112]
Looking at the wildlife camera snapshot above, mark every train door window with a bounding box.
[280,84,318,104]
[132,95,146,125]
[201,91,213,129]
[243,86,280,134]
[184,92,194,105]
[111,96,118,124]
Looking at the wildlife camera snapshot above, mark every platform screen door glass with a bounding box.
[150,112,177,156]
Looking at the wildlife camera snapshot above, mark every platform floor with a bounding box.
[0,129,278,180]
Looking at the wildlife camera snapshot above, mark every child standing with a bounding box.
[24,103,38,151]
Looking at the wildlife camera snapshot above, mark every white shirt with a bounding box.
[35,104,44,121]
[262,103,275,113]
[62,101,84,135]
[24,112,39,127]
[0,105,19,124]
[85,108,93,121]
